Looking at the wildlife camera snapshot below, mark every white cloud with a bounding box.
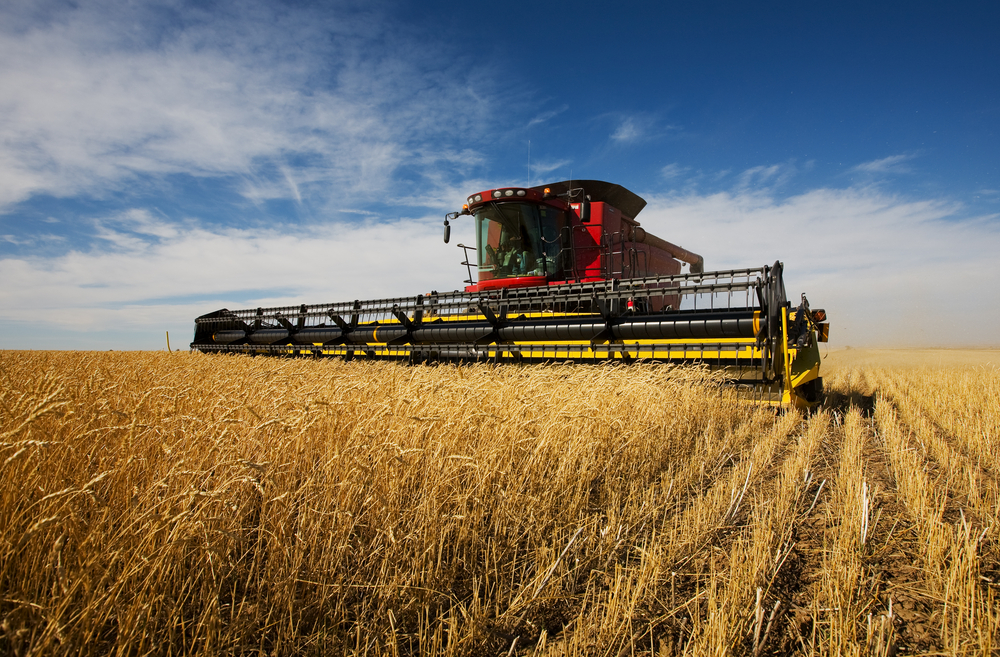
[638,186,1000,347]
[661,163,691,180]
[736,163,799,190]
[280,167,302,205]
[0,211,479,349]
[0,0,496,212]
[527,105,568,128]
[609,113,679,145]
[852,154,914,174]
[611,117,642,143]
[2,233,65,246]
[529,158,572,178]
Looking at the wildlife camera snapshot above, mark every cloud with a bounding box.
[611,117,643,143]
[529,158,572,178]
[2,233,65,246]
[0,0,497,213]
[735,163,800,190]
[852,154,915,175]
[280,167,302,205]
[639,186,1000,347]
[661,163,692,180]
[527,105,568,128]
[609,113,680,145]
[0,210,480,349]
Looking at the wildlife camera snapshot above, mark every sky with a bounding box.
[1,0,998,350]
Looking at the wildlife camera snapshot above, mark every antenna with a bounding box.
[527,140,531,187]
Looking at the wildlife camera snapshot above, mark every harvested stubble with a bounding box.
[0,349,998,656]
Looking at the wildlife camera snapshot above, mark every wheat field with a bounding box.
[1,348,998,655]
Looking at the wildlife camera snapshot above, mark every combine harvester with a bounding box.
[191,180,828,408]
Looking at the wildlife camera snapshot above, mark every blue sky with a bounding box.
[1,0,998,349]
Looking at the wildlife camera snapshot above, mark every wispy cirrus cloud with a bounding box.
[734,162,808,190]
[852,153,916,175]
[529,158,572,178]
[661,163,692,180]
[0,0,497,214]
[609,113,680,144]
[611,117,643,143]
[527,105,569,128]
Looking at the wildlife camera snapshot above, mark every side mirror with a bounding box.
[443,211,461,244]
[579,199,591,223]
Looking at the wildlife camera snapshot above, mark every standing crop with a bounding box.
[0,349,997,655]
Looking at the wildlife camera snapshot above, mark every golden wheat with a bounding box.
[0,349,998,655]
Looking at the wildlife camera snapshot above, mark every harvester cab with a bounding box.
[444,180,704,295]
[192,179,829,408]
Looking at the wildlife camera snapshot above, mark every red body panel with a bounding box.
[475,275,548,291]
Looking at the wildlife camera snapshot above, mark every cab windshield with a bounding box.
[475,202,567,282]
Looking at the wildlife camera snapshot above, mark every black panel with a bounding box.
[528,179,647,218]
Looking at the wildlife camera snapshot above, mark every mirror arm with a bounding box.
[443,208,473,244]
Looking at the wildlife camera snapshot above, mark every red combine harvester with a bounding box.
[192,180,828,407]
